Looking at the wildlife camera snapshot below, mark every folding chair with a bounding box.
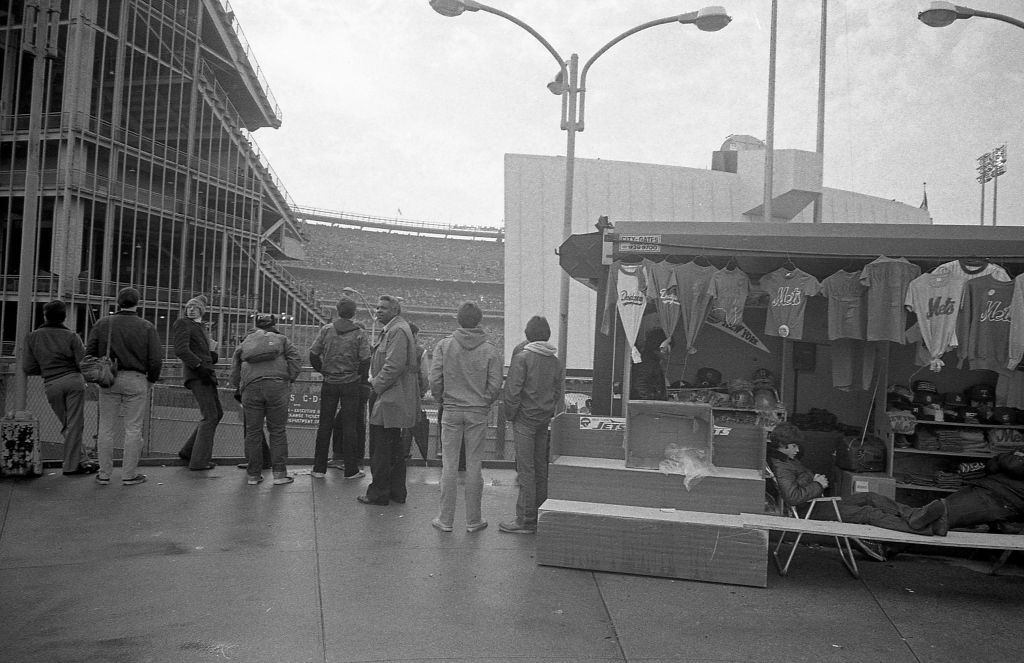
[765,465,884,578]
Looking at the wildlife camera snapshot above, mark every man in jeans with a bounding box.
[429,301,503,533]
[24,299,97,475]
[309,296,371,479]
[500,316,562,534]
[85,287,163,486]
[229,314,302,486]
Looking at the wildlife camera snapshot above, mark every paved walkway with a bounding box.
[1,464,1022,662]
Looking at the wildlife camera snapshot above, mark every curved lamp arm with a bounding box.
[578,9,732,131]
[919,2,1024,30]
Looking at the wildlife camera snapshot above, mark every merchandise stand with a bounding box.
[537,221,1024,586]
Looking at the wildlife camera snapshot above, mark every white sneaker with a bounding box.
[311,471,326,479]
[343,470,366,480]
[431,517,453,533]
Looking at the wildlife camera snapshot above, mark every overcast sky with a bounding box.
[231,0,1024,229]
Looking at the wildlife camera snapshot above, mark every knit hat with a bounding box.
[185,295,208,316]
[254,313,277,329]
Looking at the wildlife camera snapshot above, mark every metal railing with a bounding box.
[212,0,282,124]
[295,206,505,240]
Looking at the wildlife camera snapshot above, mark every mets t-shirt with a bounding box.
[760,267,820,340]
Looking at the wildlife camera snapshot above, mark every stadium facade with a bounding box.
[0,0,322,363]
[504,140,931,372]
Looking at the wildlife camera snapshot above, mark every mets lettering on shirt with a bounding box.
[771,287,803,307]
[926,296,956,318]
[980,299,1012,323]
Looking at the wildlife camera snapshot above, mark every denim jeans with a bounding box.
[43,372,87,472]
[945,486,1015,529]
[241,379,290,478]
[313,381,362,475]
[512,418,550,528]
[179,380,224,468]
[97,371,150,479]
[438,408,487,527]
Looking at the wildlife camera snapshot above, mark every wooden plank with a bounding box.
[550,413,624,460]
[741,512,1024,550]
[549,456,764,514]
[537,500,768,587]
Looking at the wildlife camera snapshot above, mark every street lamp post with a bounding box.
[918,2,1024,30]
[429,0,731,377]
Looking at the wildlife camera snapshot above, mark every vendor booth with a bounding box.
[537,221,1024,586]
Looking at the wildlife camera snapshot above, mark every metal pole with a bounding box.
[992,172,999,226]
[980,178,986,226]
[812,0,827,224]
[763,0,779,224]
[557,54,578,373]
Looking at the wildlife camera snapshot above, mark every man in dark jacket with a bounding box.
[768,422,945,535]
[919,450,1024,534]
[309,296,371,479]
[24,300,97,475]
[174,294,223,470]
[85,287,162,486]
[499,315,562,534]
[428,302,502,532]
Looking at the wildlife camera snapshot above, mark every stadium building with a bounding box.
[0,0,320,365]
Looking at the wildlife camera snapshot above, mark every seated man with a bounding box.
[768,423,945,536]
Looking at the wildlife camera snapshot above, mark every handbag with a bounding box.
[81,316,118,388]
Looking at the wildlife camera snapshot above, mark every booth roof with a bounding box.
[559,222,1024,284]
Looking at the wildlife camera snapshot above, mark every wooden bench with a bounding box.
[741,512,1024,577]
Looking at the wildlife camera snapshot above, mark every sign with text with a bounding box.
[578,416,626,432]
[618,234,662,253]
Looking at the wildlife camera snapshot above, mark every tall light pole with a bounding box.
[429,0,731,377]
[918,2,1024,30]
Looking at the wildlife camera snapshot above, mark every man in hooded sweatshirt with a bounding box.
[309,296,371,479]
[499,316,563,534]
[429,301,503,533]
[174,294,223,470]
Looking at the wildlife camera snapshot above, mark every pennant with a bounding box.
[705,313,770,353]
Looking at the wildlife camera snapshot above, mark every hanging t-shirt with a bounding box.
[673,261,716,351]
[904,270,963,368]
[599,260,647,336]
[933,259,1010,284]
[1008,275,1024,370]
[615,263,647,363]
[759,267,820,340]
[956,275,1014,372]
[643,259,680,344]
[707,266,750,327]
[819,269,866,340]
[860,256,920,343]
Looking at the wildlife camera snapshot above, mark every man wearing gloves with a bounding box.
[174,294,223,470]
[499,316,562,534]
[429,301,503,533]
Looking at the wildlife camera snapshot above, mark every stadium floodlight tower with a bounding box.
[428,0,731,382]
[918,2,1024,29]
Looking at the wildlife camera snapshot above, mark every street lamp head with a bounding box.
[692,6,732,32]
[547,69,567,95]
[918,2,969,28]
[429,0,481,18]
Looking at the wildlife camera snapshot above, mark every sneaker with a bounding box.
[343,470,366,480]
[311,471,327,479]
[95,473,110,485]
[272,476,295,486]
[247,475,264,485]
[499,520,536,534]
[431,518,453,533]
[122,474,147,486]
[466,521,488,533]
[326,460,344,470]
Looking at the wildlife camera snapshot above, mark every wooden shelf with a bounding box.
[894,448,994,458]
[914,420,1024,430]
[895,482,958,493]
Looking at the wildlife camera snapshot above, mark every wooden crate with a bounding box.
[625,401,713,470]
[711,421,766,470]
[548,456,764,514]
[537,499,768,587]
[550,413,624,460]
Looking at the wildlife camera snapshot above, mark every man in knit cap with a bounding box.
[229,313,302,486]
[174,294,223,470]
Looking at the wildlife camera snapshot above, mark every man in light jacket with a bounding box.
[429,302,503,533]
[358,295,420,506]
[500,316,562,534]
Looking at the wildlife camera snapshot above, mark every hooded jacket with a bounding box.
[229,325,302,392]
[429,326,502,411]
[503,340,562,427]
[309,318,371,384]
